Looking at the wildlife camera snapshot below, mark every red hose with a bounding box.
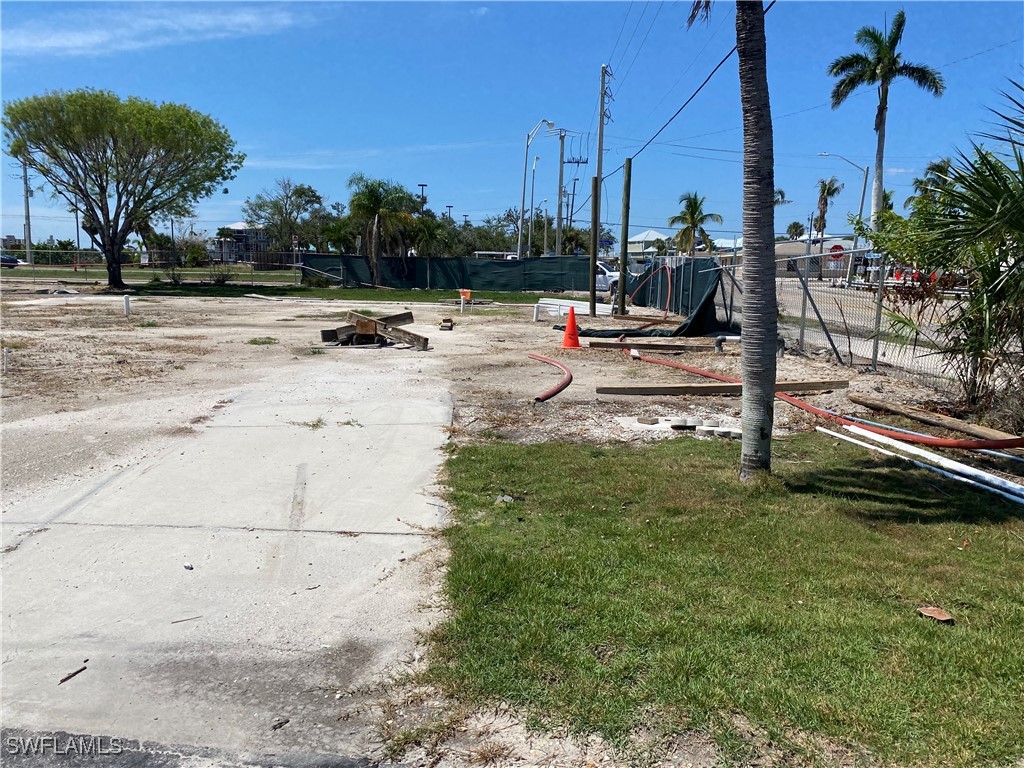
[528,353,573,402]
[626,349,1024,450]
[628,265,673,316]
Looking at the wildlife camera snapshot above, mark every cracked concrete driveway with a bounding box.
[1,348,452,766]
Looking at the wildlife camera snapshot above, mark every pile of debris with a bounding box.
[319,311,428,350]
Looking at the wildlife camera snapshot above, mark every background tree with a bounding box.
[690,0,777,479]
[773,188,791,207]
[786,221,805,240]
[242,178,327,253]
[828,9,944,229]
[904,158,953,208]
[346,174,418,282]
[668,192,722,256]
[2,89,243,289]
[815,175,845,253]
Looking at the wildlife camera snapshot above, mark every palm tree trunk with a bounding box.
[870,81,889,231]
[736,1,777,480]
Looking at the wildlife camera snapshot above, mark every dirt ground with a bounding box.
[0,284,951,767]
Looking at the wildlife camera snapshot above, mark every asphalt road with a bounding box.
[1,354,451,765]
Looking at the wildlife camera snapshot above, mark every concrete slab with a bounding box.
[1,355,451,761]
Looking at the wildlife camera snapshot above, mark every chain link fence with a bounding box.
[712,249,965,396]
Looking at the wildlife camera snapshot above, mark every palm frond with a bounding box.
[853,25,886,59]
[982,79,1024,145]
[885,9,907,52]
[687,0,712,28]
[895,62,945,97]
[826,52,872,78]
[830,72,871,109]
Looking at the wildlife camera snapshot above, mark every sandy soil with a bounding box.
[0,285,949,767]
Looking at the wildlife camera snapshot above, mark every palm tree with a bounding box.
[690,1,777,479]
[668,193,723,256]
[415,216,445,259]
[904,158,953,208]
[774,188,791,207]
[347,173,418,283]
[786,221,805,240]
[815,176,845,254]
[828,9,945,230]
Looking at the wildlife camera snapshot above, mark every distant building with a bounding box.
[208,222,269,263]
[627,229,674,260]
[3,235,22,249]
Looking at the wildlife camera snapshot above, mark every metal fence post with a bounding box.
[798,276,809,353]
[871,252,886,371]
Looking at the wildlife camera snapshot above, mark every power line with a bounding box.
[612,2,650,74]
[606,2,636,72]
[616,1,665,91]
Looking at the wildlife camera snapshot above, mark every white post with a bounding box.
[123,295,131,317]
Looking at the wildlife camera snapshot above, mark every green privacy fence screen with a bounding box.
[301,254,599,293]
[301,254,722,320]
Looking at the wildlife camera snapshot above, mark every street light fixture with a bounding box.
[818,152,869,250]
[418,183,427,213]
[517,119,555,258]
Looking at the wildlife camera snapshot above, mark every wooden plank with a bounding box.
[610,314,680,324]
[376,311,414,327]
[588,341,715,351]
[346,311,428,350]
[847,394,1022,441]
[597,380,849,396]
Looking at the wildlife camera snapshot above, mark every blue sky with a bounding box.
[2,0,1022,246]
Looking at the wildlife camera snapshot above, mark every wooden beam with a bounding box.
[588,340,715,352]
[847,394,1022,442]
[346,311,428,350]
[597,380,849,396]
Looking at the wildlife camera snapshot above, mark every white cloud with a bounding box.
[470,7,490,17]
[2,4,308,58]
[886,168,917,175]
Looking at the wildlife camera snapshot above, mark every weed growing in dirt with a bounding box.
[431,432,1024,767]
[308,347,325,355]
[292,417,326,430]
[337,419,363,427]
[247,337,278,345]
[137,320,160,328]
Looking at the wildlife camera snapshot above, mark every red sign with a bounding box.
[829,244,844,260]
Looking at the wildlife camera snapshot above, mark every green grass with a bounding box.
[247,336,278,345]
[431,433,1024,766]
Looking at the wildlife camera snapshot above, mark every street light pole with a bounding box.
[818,152,869,250]
[517,119,554,258]
[418,183,427,213]
[527,157,539,257]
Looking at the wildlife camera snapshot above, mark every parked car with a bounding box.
[596,261,620,301]
[1,254,19,269]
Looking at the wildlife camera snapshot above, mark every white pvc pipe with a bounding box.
[123,295,131,317]
[844,424,1024,500]
[817,427,1024,506]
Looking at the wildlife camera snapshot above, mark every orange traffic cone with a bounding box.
[562,306,581,349]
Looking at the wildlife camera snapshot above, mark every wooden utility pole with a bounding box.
[589,175,599,317]
[22,158,33,266]
[617,157,631,315]
[594,65,610,257]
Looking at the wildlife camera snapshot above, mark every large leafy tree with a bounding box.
[690,0,777,479]
[2,89,243,289]
[668,192,722,256]
[828,10,944,230]
[241,178,327,253]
